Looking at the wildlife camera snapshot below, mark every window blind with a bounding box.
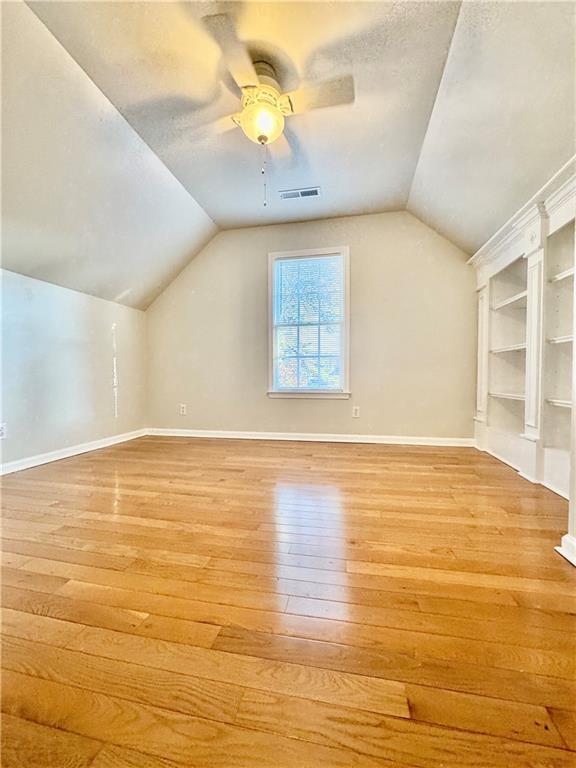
[272,253,346,391]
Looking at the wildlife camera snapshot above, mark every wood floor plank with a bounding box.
[2,585,221,647]
[54,574,565,664]
[132,613,222,647]
[131,557,575,634]
[235,690,575,768]
[290,542,571,581]
[1,566,69,594]
[2,635,244,723]
[286,590,574,647]
[64,624,410,717]
[212,628,567,747]
[2,607,87,648]
[2,534,211,570]
[284,596,575,675]
[1,713,103,768]
[1,538,137,571]
[204,555,531,606]
[346,560,576,596]
[20,556,290,612]
[49,579,576,709]
[405,683,565,748]
[1,552,33,568]
[89,745,188,768]
[210,623,576,705]
[2,586,149,635]
[2,671,385,767]
[549,710,576,750]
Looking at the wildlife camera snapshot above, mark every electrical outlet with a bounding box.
[352,406,360,418]
[179,403,187,416]
[0,423,6,439]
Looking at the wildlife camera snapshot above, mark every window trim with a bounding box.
[267,246,351,399]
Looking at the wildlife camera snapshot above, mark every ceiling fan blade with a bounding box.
[285,75,355,116]
[189,113,239,142]
[202,13,259,90]
[124,95,201,123]
[269,133,293,161]
[212,113,240,135]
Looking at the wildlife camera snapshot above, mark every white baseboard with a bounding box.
[0,429,148,476]
[518,471,539,485]
[146,428,476,447]
[488,447,522,474]
[542,480,569,500]
[482,448,570,499]
[555,534,576,567]
[0,427,477,476]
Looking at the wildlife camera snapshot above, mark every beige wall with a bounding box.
[1,269,146,464]
[147,211,477,438]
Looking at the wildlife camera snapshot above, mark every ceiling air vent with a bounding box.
[279,187,321,201]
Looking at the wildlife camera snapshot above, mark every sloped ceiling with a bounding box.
[2,1,574,308]
[1,2,216,309]
[408,0,576,253]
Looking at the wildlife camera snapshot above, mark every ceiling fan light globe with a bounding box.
[240,102,284,145]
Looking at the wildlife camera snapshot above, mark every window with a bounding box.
[269,247,350,398]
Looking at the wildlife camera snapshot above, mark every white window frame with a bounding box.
[268,246,351,399]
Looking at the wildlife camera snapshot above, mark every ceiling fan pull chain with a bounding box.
[261,141,268,207]
[261,141,266,176]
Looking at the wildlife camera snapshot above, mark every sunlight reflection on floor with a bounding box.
[273,482,351,618]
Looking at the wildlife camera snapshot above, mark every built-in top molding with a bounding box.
[469,156,576,283]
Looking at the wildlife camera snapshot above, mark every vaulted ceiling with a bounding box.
[2,1,574,308]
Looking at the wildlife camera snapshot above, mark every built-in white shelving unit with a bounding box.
[489,392,526,401]
[542,221,574,503]
[486,258,528,439]
[470,158,576,566]
[550,266,574,283]
[490,343,527,354]
[492,290,528,311]
[547,399,571,408]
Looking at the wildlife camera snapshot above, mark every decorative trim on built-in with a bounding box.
[468,156,575,273]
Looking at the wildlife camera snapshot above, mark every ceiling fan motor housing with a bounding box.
[253,60,280,90]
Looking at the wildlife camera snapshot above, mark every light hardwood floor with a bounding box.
[1,436,576,767]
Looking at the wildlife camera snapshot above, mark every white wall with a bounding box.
[1,269,146,465]
[147,211,477,438]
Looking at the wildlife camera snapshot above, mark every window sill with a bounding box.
[267,391,351,400]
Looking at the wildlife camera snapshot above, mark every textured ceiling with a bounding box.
[2,1,574,308]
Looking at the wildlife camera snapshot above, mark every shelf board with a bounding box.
[489,391,526,401]
[546,398,572,409]
[548,335,573,345]
[550,267,575,283]
[492,290,528,311]
[490,343,527,354]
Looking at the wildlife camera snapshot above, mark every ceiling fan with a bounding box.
[201,13,355,149]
